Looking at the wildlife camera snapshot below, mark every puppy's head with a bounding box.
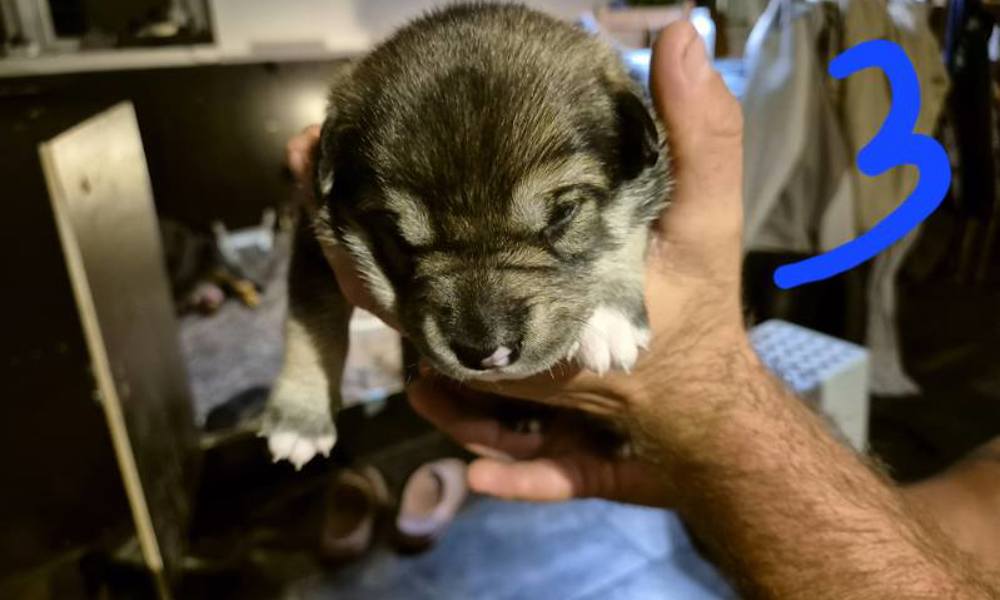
[314,5,669,380]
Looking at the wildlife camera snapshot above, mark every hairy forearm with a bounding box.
[635,342,996,599]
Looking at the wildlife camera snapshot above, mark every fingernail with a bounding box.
[683,33,709,80]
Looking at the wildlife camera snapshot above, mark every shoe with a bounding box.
[319,465,389,562]
[395,458,468,552]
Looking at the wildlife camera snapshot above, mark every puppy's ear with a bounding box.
[314,62,361,206]
[315,118,337,203]
[317,120,367,210]
[614,90,661,181]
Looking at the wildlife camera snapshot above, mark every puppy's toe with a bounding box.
[577,325,613,374]
[260,399,336,470]
[573,307,650,374]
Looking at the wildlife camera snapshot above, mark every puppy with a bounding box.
[264,3,671,468]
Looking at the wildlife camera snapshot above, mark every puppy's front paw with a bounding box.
[260,389,336,470]
[573,306,651,375]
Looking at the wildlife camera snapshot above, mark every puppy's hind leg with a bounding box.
[263,223,352,470]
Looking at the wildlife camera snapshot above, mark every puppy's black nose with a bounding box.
[450,341,520,370]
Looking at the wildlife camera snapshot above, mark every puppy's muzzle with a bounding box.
[440,296,525,371]
[450,340,521,370]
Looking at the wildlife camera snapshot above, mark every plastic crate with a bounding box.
[750,320,870,450]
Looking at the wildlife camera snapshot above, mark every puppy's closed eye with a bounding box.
[541,184,606,241]
[544,202,580,240]
[366,210,414,278]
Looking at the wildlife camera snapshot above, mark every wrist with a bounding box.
[624,328,772,460]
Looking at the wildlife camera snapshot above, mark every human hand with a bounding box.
[408,20,750,504]
[409,373,675,505]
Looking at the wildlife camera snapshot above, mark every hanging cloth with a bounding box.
[743,0,856,255]
[742,0,950,396]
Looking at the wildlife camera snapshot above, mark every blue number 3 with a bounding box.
[773,40,952,289]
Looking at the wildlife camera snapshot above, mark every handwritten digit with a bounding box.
[773,40,951,289]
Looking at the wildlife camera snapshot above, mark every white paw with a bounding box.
[267,430,335,471]
[573,306,651,374]
[260,387,337,470]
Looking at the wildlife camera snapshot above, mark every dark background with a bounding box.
[0,57,346,583]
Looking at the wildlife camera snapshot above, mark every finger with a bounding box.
[407,378,546,459]
[286,124,322,182]
[467,457,577,501]
[466,370,631,418]
[649,22,743,242]
[468,454,670,506]
[465,368,578,405]
[650,22,742,172]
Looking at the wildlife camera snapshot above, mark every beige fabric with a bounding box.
[742,0,949,396]
[745,0,949,249]
[743,0,856,253]
[837,1,949,395]
[867,229,921,395]
[836,0,950,233]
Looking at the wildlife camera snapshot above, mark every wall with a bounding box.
[210,0,600,57]
[0,0,599,77]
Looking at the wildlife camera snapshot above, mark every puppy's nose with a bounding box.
[451,342,520,370]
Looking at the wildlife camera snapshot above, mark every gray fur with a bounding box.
[265,3,671,465]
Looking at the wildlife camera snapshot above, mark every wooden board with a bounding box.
[0,94,133,585]
[40,102,198,594]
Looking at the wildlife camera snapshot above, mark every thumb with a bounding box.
[649,22,743,257]
[286,124,322,184]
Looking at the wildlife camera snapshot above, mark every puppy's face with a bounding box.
[315,11,667,381]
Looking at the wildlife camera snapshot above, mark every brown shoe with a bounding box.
[395,458,468,552]
[319,465,389,562]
